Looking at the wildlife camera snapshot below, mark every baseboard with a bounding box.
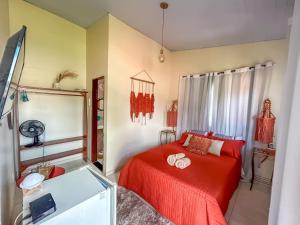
[106,166,122,176]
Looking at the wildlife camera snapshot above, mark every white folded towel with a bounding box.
[167,153,185,166]
[175,157,191,169]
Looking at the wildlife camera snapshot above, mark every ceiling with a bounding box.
[25,0,294,51]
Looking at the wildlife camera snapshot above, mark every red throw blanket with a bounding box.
[119,141,241,225]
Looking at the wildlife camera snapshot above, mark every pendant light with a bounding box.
[159,2,168,63]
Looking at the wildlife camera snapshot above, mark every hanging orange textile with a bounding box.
[255,99,276,144]
[167,100,178,128]
[150,95,154,119]
[130,70,155,122]
[130,80,136,121]
[136,82,144,119]
[141,83,147,118]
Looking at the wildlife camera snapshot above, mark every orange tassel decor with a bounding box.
[129,75,155,123]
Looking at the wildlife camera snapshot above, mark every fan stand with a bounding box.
[25,135,43,148]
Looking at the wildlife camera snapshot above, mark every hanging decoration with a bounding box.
[255,98,276,147]
[158,2,169,63]
[130,70,155,124]
[167,100,177,131]
[20,89,30,102]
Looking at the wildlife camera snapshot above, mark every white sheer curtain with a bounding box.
[177,73,213,136]
[177,62,273,176]
[211,69,252,139]
[211,64,273,175]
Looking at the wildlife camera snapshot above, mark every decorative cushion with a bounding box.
[179,132,209,145]
[187,136,212,155]
[208,140,224,157]
[208,136,246,159]
[182,134,193,147]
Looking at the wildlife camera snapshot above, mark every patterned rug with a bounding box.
[117,187,174,225]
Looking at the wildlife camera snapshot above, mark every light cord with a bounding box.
[14,211,23,225]
[161,7,165,49]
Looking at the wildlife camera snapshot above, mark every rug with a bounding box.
[117,187,174,225]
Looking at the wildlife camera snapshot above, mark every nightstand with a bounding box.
[160,129,176,144]
[250,148,276,190]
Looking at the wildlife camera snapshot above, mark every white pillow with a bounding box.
[182,134,193,147]
[208,139,224,157]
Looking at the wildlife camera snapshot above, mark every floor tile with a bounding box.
[229,182,271,225]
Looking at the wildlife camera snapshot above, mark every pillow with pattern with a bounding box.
[187,136,212,155]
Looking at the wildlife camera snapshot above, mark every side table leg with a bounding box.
[250,150,255,190]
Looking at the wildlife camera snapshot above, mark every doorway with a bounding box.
[91,77,104,171]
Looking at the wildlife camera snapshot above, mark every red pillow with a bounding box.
[187,136,212,155]
[178,132,208,145]
[208,136,245,159]
[179,132,189,144]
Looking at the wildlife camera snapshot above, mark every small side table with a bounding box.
[160,129,176,144]
[250,148,276,190]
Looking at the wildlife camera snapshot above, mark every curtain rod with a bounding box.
[182,62,274,78]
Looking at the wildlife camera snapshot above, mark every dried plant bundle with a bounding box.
[56,71,78,83]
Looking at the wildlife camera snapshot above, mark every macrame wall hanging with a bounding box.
[130,70,155,124]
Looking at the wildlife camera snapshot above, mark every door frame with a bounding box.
[91,76,104,162]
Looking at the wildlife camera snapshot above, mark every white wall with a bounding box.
[269,1,300,224]
[105,15,173,174]
[0,0,17,224]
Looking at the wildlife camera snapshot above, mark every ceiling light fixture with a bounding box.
[159,2,168,63]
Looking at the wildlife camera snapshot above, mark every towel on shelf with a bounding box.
[167,153,185,166]
[175,157,191,169]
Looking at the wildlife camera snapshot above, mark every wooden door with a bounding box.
[91,77,104,162]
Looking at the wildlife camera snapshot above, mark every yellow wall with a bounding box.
[0,0,9,56]
[86,15,109,158]
[0,0,17,224]
[171,40,289,126]
[9,0,86,89]
[105,15,173,174]
[9,0,87,164]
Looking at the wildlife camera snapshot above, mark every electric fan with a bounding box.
[19,120,45,148]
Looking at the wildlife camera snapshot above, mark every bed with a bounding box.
[118,134,243,225]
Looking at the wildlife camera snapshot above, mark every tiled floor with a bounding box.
[225,182,271,225]
[60,160,271,225]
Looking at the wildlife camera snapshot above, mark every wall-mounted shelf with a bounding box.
[20,148,83,170]
[20,136,86,151]
[18,85,87,97]
[15,85,88,174]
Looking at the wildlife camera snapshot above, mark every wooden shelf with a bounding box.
[15,84,89,173]
[19,85,88,94]
[20,148,83,170]
[20,136,86,151]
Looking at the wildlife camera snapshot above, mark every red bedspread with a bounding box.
[118,141,241,225]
